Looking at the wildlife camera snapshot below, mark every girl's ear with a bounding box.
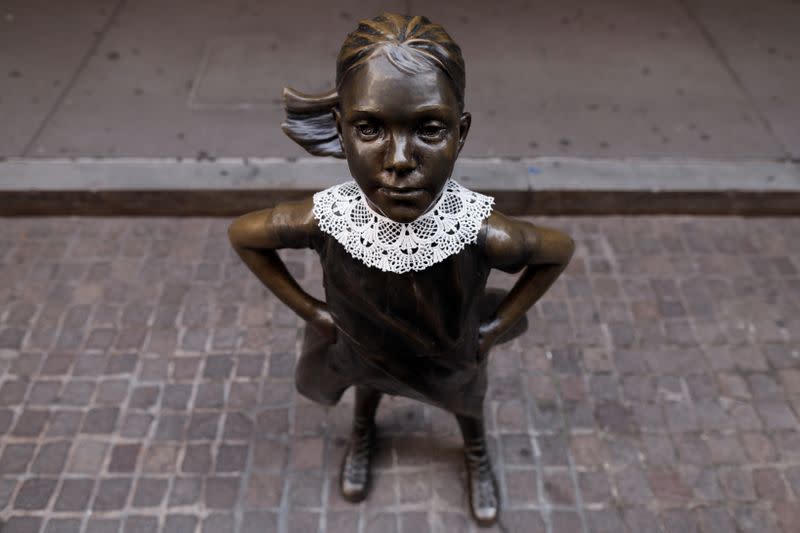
[458,112,471,154]
[332,107,345,156]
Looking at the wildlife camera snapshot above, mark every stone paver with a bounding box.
[0,216,798,532]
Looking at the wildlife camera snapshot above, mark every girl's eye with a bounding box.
[356,124,380,138]
[418,123,446,140]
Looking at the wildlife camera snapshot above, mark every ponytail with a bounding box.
[281,87,344,158]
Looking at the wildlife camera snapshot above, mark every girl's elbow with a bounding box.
[228,213,264,249]
[227,217,246,247]
[228,210,279,250]
[562,235,576,264]
[534,229,574,266]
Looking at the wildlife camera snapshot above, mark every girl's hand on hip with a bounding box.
[478,320,501,358]
[310,306,337,342]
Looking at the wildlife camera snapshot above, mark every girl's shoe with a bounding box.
[465,441,499,527]
[340,423,375,502]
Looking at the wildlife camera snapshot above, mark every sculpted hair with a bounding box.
[282,13,466,158]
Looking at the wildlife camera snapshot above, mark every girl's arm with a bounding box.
[479,212,575,354]
[228,198,335,339]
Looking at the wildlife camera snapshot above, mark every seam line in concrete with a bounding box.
[677,0,791,160]
[21,0,129,157]
[3,157,798,191]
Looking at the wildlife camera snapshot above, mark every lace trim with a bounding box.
[313,180,494,274]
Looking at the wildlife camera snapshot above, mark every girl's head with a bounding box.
[335,14,465,111]
[283,13,471,223]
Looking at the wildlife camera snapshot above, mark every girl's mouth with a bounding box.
[379,187,426,199]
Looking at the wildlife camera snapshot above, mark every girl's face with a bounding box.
[335,53,471,223]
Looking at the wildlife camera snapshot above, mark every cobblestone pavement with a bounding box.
[0,216,798,533]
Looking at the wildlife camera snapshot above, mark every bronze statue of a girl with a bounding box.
[229,13,573,526]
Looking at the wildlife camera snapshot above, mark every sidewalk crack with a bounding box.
[677,0,791,160]
[21,0,129,157]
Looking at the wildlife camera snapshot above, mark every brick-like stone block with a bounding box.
[252,439,288,470]
[187,412,220,440]
[245,472,284,508]
[543,470,576,505]
[291,470,325,507]
[215,443,248,472]
[12,409,49,437]
[132,477,169,508]
[93,477,133,511]
[120,412,154,438]
[123,516,159,533]
[615,465,654,504]
[203,354,234,380]
[753,468,787,501]
[205,477,239,509]
[14,477,58,510]
[162,384,192,410]
[291,437,324,470]
[164,515,198,533]
[0,443,36,474]
[3,517,43,533]
[222,412,254,440]
[81,407,119,434]
[129,385,160,409]
[241,511,278,533]
[718,468,757,502]
[169,477,203,507]
[155,414,187,441]
[182,443,212,474]
[505,469,538,505]
[646,468,692,505]
[109,443,141,472]
[67,440,108,474]
[44,518,82,533]
[142,443,179,473]
[500,434,536,466]
[31,440,71,474]
[60,380,96,406]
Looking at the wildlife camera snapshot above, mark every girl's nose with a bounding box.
[384,132,417,174]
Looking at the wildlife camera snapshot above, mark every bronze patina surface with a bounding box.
[228,13,573,526]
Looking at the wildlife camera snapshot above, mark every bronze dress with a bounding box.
[296,228,492,417]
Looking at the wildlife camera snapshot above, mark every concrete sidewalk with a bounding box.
[2,0,799,160]
[1,0,800,215]
[0,215,798,533]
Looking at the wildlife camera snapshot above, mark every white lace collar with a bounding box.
[312,180,494,274]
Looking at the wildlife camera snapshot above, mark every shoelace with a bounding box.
[344,424,374,481]
[464,442,493,477]
[464,442,497,506]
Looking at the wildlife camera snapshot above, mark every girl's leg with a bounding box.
[340,385,382,502]
[456,414,499,527]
